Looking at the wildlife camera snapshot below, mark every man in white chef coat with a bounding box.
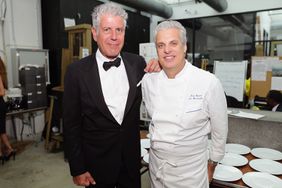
[142,20,228,188]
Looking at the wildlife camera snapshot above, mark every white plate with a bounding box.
[143,153,149,163]
[242,172,282,188]
[213,164,243,182]
[219,153,248,167]
[249,159,282,175]
[251,148,282,160]
[140,138,150,149]
[225,143,250,155]
[141,147,147,157]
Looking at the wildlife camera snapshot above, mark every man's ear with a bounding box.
[92,27,98,42]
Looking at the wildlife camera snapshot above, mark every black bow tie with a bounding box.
[103,57,121,71]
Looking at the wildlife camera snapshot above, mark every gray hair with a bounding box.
[154,20,187,45]
[92,2,128,30]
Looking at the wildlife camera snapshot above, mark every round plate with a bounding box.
[220,153,248,167]
[143,153,149,163]
[140,138,150,149]
[213,164,243,182]
[225,143,250,155]
[141,147,147,157]
[251,148,282,160]
[249,159,282,175]
[242,172,282,188]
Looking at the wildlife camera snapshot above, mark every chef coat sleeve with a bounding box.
[207,77,228,162]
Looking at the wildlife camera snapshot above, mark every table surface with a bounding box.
[139,130,282,188]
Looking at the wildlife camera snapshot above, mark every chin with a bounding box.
[106,54,119,59]
[163,62,176,67]
[109,50,121,56]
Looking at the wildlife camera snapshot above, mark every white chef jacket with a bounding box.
[142,61,228,188]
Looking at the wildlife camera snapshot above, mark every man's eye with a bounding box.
[157,44,164,49]
[103,28,110,33]
[171,42,178,46]
[116,28,124,33]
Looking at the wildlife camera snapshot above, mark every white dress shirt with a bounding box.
[96,49,129,124]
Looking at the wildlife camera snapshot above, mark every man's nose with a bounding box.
[110,30,117,40]
[164,45,171,53]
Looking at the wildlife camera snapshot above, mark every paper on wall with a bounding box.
[271,77,282,90]
[251,60,267,81]
[64,18,75,28]
[139,43,158,63]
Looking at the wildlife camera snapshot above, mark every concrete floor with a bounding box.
[0,141,150,188]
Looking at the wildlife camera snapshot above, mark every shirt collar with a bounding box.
[160,60,190,79]
[96,49,121,64]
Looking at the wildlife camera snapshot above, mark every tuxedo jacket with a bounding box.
[63,52,146,186]
[276,103,282,112]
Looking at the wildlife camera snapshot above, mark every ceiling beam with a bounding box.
[201,0,228,12]
[111,0,173,18]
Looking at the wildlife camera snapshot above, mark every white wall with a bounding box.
[0,0,42,87]
[150,0,282,41]
[0,0,44,140]
[257,11,271,41]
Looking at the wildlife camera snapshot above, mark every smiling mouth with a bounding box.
[108,43,120,46]
[164,55,175,61]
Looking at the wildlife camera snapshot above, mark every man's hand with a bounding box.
[144,58,162,73]
[73,172,96,186]
[208,161,217,183]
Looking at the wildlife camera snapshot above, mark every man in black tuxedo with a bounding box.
[63,2,159,188]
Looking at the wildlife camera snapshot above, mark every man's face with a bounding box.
[156,28,187,74]
[92,14,125,59]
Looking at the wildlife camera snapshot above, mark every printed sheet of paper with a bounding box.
[230,111,265,120]
[139,43,158,63]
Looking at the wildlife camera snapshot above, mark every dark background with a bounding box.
[41,0,150,87]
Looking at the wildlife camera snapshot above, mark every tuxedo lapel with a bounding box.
[122,54,138,117]
[82,54,117,123]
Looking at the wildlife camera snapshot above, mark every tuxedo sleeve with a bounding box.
[63,63,86,176]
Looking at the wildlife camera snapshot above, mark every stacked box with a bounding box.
[20,66,47,109]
